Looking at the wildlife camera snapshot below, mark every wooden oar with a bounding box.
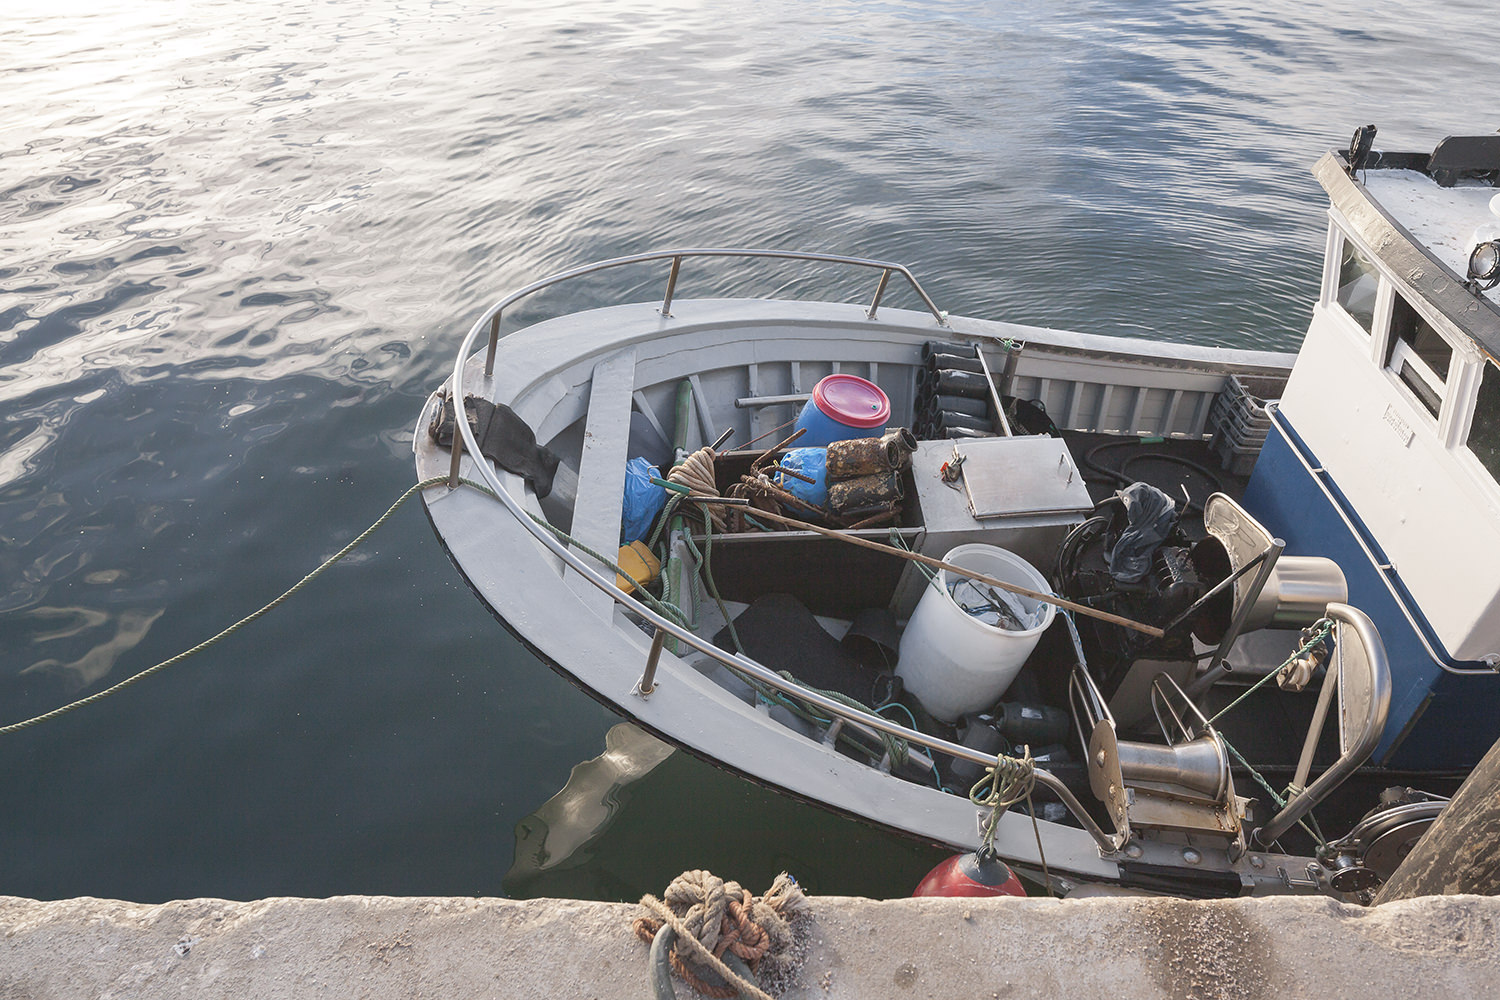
[692,499,1165,639]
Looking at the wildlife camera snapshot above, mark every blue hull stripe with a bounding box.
[1243,410,1500,769]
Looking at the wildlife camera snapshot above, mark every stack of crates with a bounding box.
[1208,374,1286,476]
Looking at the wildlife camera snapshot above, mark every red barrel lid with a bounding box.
[812,374,890,428]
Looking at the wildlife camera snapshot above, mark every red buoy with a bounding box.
[912,851,1026,897]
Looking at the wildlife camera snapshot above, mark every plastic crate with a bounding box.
[1208,374,1286,475]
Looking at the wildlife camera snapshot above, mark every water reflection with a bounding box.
[506,724,951,902]
[23,606,164,690]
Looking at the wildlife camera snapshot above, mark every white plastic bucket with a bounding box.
[895,544,1056,722]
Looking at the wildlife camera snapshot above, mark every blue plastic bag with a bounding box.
[621,457,667,544]
[777,447,828,507]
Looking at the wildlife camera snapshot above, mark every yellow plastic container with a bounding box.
[615,540,661,593]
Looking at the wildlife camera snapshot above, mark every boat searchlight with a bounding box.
[1469,240,1500,292]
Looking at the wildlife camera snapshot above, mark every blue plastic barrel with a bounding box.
[793,374,890,447]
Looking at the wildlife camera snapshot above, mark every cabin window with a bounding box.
[1384,293,1451,417]
[1335,239,1379,333]
[1469,362,1500,483]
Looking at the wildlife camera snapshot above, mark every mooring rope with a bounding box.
[633,869,808,1000]
[969,745,1052,893]
[1,467,906,797]
[0,474,694,736]
[0,476,455,736]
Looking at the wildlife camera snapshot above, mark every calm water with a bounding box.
[3,0,1498,903]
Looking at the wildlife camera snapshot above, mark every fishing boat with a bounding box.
[415,128,1500,900]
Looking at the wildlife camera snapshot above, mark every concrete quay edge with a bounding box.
[2,891,1497,999]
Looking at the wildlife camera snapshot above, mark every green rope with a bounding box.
[970,750,1038,850]
[969,746,1052,894]
[683,526,741,654]
[1207,618,1333,725]
[1204,619,1338,851]
[1220,737,1288,810]
[0,473,699,737]
[0,476,454,737]
[0,468,901,783]
[521,506,690,631]
[889,528,937,586]
[1218,733,1328,849]
[794,677,909,766]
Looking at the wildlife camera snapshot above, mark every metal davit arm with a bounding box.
[1254,603,1392,847]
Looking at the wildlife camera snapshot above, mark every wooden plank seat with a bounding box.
[566,348,638,620]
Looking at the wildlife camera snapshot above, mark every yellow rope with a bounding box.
[0,476,451,736]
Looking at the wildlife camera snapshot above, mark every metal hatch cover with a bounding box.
[956,436,1093,519]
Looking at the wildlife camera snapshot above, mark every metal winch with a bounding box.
[1069,634,1249,852]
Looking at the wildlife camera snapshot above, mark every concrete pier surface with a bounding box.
[2,892,1496,999]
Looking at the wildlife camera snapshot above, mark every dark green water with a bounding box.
[3,0,1497,902]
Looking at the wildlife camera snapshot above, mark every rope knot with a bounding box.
[633,870,808,999]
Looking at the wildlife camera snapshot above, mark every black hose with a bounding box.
[1082,440,1223,514]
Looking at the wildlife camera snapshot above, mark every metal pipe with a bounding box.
[660,255,683,318]
[1255,603,1391,846]
[483,312,502,376]
[867,267,892,320]
[446,414,464,488]
[970,341,1013,436]
[638,627,668,695]
[998,343,1022,400]
[1291,650,1339,792]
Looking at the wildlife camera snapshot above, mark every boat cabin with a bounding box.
[1245,133,1500,767]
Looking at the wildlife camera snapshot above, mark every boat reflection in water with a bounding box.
[505,723,950,902]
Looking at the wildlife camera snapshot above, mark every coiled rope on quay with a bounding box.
[633,869,809,1000]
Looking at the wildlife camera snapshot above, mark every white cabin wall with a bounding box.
[1279,303,1500,661]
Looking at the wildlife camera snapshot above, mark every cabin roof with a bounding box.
[1317,137,1500,363]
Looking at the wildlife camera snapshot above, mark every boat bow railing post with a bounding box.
[638,627,668,695]
[446,414,464,488]
[867,268,892,320]
[483,312,502,377]
[660,256,683,318]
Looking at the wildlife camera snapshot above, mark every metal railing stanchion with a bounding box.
[638,627,667,695]
[483,312,502,376]
[446,418,464,488]
[660,256,683,317]
[867,267,891,319]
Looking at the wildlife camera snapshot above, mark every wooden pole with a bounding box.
[693,500,1165,639]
